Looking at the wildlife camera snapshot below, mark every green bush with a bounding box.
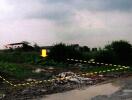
[0,51,42,64]
[0,62,34,79]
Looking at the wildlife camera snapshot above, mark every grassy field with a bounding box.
[0,51,41,64]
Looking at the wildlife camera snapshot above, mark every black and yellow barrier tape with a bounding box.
[0,59,130,88]
[67,58,129,68]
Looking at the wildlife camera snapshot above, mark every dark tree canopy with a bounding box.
[48,43,82,61]
[103,40,132,64]
[47,40,132,65]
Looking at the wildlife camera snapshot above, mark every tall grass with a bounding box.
[0,62,34,79]
[0,51,42,79]
[0,51,42,64]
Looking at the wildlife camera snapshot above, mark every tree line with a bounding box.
[47,40,132,65]
[4,40,132,65]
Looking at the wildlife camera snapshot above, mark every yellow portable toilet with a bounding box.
[41,49,47,57]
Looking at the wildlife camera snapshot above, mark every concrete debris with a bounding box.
[56,72,93,84]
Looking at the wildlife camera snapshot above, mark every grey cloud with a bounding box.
[45,0,72,4]
[8,0,73,22]
[72,0,132,11]
[27,7,73,21]
[26,0,132,23]
[45,0,132,11]
[97,0,132,11]
[1,0,132,48]
[7,0,132,22]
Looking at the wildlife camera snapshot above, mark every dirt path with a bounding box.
[92,76,132,100]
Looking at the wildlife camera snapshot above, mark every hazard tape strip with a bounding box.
[0,59,130,88]
[67,58,130,68]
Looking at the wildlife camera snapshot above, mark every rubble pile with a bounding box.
[55,72,99,85]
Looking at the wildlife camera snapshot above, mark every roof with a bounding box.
[7,42,25,45]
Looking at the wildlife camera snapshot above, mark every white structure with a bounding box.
[5,43,24,49]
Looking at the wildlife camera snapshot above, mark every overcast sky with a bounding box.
[0,0,132,48]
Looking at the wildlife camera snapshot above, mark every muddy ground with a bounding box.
[0,73,131,100]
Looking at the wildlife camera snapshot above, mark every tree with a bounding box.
[48,43,67,61]
[95,49,117,64]
[80,46,90,52]
[33,43,40,52]
[92,48,97,52]
[48,43,82,62]
[20,41,34,51]
[21,41,30,45]
[104,40,132,64]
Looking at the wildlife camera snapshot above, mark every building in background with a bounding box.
[5,42,25,49]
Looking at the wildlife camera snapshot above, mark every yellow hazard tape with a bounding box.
[0,59,130,88]
[67,58,130,68]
